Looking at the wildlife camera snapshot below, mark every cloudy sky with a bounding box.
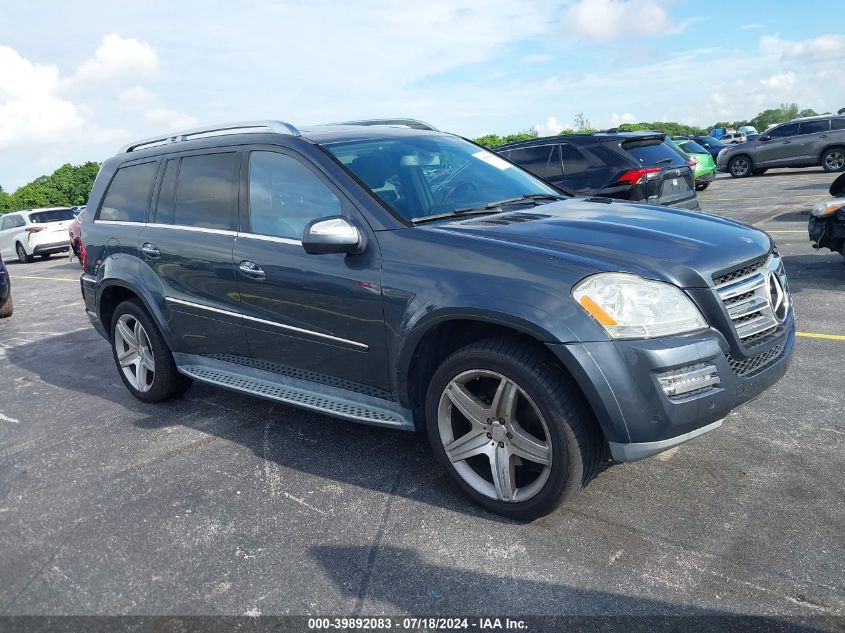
[1,0,843,191]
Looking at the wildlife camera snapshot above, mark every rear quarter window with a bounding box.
[99,161,159,222]
[831,118,845,131]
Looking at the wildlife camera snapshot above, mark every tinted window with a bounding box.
[677,140,708,154]
[248,151,341,240]
[507,145,555,179]
[10,215,25,228]
[799,120,830,135]
[99,162,159,222]
[327,136,557,222]
[832,118,845,131]
[622,139,686,167]
[769,124,798,138]
[174,153,240,230]
[28,209,76,223]
[154,159,179,224]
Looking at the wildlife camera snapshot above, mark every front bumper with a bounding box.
[547,322,795,461]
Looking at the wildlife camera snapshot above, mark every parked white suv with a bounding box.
[0,207,75,263]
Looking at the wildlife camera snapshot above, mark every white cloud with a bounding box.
[62,34,159,91]
[611,112,636,125]
[760,34,845,64]
[533,116,565,135]
[118,86,157,110]
[0,46,84,147]
[759,72,796,89]
[564,0,674,40]
[144,108,198,130]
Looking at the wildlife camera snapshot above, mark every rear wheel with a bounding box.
[0,293,12,318]
[15,243,33,263]
[821,148,845,173]
[110,299,192,403]
[425,337,604,520]
[728,156,752,178]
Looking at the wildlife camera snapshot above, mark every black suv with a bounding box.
[496,132,699,209]
[81,119,794,519]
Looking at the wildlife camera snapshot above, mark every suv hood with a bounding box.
[432,199,772,288]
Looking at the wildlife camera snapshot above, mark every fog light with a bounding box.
[657,363,720,398]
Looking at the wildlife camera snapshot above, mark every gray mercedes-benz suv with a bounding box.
[718,115,845,177]
[81,119,795,519]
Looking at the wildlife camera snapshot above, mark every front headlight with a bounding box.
[811,198,845,218]
[572,273,708,340]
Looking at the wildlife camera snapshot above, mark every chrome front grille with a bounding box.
[714,255,786,348]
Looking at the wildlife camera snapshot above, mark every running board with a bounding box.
[173,354,414,431]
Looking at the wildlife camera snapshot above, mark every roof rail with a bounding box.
[119,120,301,153]
[331,118,438,131]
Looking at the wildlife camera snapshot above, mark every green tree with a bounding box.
[474,130,537,149]
[9,183,51,209]
[0,186,12,212]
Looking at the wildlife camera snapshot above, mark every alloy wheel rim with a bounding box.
[437,369,553,503]
[826,151,844,170]
[114,314,155,392]
[732,158,749,176]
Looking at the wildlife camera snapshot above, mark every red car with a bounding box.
[68,208,86,269]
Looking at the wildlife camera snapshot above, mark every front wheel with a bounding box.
[728,156,752,178]
[0,293,12,318]
[425,338,604,520]
[110,299,192,402]
[15,243,33,263]
[821,148,845,173]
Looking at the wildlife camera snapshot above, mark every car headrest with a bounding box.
[351,155,390,189]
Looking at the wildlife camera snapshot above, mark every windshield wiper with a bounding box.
[411,193,567,225]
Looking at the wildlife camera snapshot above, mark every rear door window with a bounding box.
[99,161,159,222]
[153,158,179,224]
[173,153,240,231]
[798,120,830,135]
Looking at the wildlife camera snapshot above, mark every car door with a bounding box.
[233,147,390,393]
[0,214,26,258]
[140,150,250,358]
[797,119,831,165]
[756,123,799,167]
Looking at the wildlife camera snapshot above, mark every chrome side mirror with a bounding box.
[302,216,364,255]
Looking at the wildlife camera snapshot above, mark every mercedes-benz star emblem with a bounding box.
[767,272,788,322]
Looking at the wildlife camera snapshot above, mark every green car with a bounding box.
[671,138,717,191]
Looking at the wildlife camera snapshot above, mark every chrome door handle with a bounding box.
[141,242,160,258]
[239,260,266,279]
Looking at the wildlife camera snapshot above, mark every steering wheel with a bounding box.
[433,181,478,212]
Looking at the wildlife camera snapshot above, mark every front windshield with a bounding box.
[324,135,559,222]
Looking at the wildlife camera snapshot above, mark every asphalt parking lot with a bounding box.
[1,169,843,624]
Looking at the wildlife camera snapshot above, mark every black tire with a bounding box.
[821,147,845,173]
[695,182,710,191]
[15,243,33,263]
[110,299,192,403]
[425,337,604,520]
[728,155,753,178]
[0,293,12,318]
[752,168,768,175]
